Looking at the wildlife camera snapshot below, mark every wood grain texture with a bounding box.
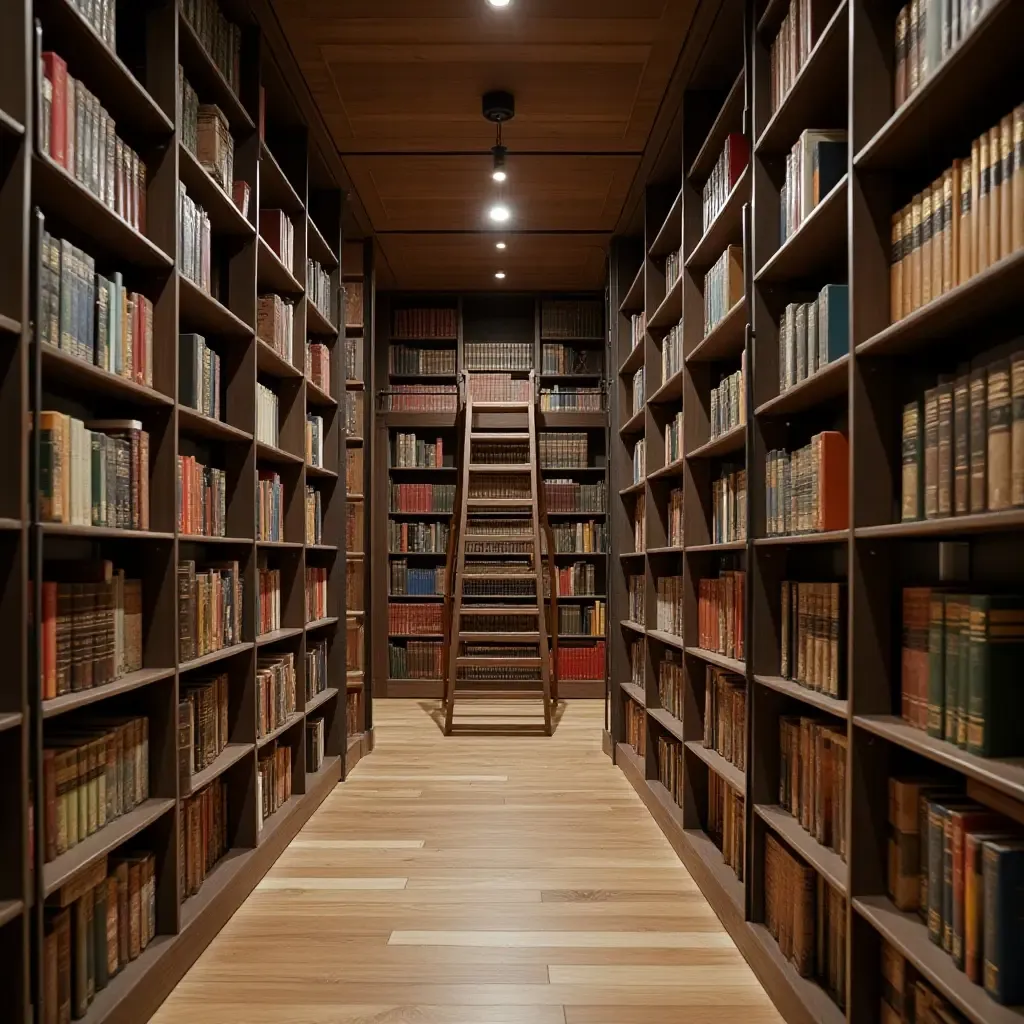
[151,700,782,1024]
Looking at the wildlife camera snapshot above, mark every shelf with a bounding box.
[39,345,174,407]
[546,511,607,518]
[388,510,453,518]
[178,11,254,133]
[688,70,746,183]
[181,535,253,545]
[754,0,849,156]
[647,275,683,332]
[755,354,849,418]
[647,545,684,555]
[183,743,253,797]
[647,628,685,651]
[260,142,304,216]
[755,675,848,717]
[43,798,175,896]
[854,895,1024,1024]
[381,411,457,429]
[306,299,337,338]
[755,804,848,894]
[686,540,746,553]
[306,616,339,632]
[305,687,339,715]
[855,714,1024,803]
[307,217,338,269]
[618,407,645,437]
[0,900,23,929]
[33,154,173,271]
[257,236,304,297]
[0,314,22,335]
[38,0,174,138]
[538,410,608,429]
[256,339,301,379]
[618,341,645,377]
[618,550,646,560]
[256,794,304,846]
[856,248,1024,358]
[687,299,746,365]
[685,422,746,460]
[256,712,304,749]
[256,540,302,549]
[684,739,745,793]
[553,550,607,558]
[178,405,253,444]
[256,440,303,465]
[647,458,685,480]
[306,462,338,479]
[0,110,24,139]
[648,706,683,741]
[256,627,304,647]
[618,478,646,496]
[685,646,745,675]
[681,824,745,915]
[41,523,174,541]
[180,642,254,674]
[854,0,1024,172]
[754,175,848,285]
[648,190,682,259]
[618,263,645,314]
[179,848,251,932]
[389,465,457,474]
[42,668,176,719]
[685,167,749,272]
[619,619,646,635]
[178,144,254,238]
[307,543,339,553]
[648,367,683,406]
[616,742,645,781]
[179,277,254,340]
[854,509,1024,540]
[753,530,849,546]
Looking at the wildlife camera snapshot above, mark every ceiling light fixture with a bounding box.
[489,203,511,223]
[495,271,506,279]
[483,90,515,185]
[487,0,512,7]
[492,146,507,182]
[496,241,507,250]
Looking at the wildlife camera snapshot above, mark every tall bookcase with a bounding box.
[0,1,377,1021]
[373,292,610,700]
[609,0,1024,1022]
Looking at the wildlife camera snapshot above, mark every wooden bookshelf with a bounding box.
[372,292,609,699]
[3,2,375,1021]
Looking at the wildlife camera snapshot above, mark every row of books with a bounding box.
[344,335,362,381]
[40,565,143,699]
[347,447,362,493]
[43,851,157,1022]
[346,693,362,735]
[306,414,325,468]
[393,307,457,340]
[306,342,330,397]
[260,210,295,274]
[307,259,332,324]
[256,382,279,448]
[68,0,115,44]
[388,520,450,553]
[903,357,1024,522]
[390,344,456,376]
[710,362,745,441]
[703,133,749,233]
[181,777,229,903]
[347,621,364,673]
[388,639,443,680]
[665,249,681,292]
[541,300,603,340]
[468,474,530,500]
[40,52,148,233]
[346,502,363,551]
[467,373,531,404]
[539,432,591,469]
[382,384,459,414]
[306,717,326,774]
[704,245,743,335]
[177,560,243,662]
[704,666,746,771]
[178,674,229,780]
[256,652,296,739]
[345,391,363,437]
[557,641,606,680]
[180,187,212,295]
[180,333,222,421]
[766,431,849,536]
[708,772,745,881]
[656,734,683,806]
[179,73,234,195]
[901,587,1024,756]
[344,285,364,331]
[40,414,150,530]
[257,565,281,635]
[631,637,645,690]
[541,343,603,375]
[178,455,226,537]
[698,569,745,662]
[256,742,292,830]
[627,575,645,626]
[768,0,835,115]
[779,716,848,861]
[665,410,683,466]
[658,649,682,720]
[257,294,294,363]
[388,603,444,636]
[544,479,606,513]
[765,836,846,1007]
[780,131,847,245]
[39,227,154,386]
[258,470,283,543]
[662,320,683,384]
[630,312,646,352]
[182,0,242,95]
[655,575,683,637]
[632,366,645,415]
[390,561,444,597]
[625,694,646,758]
[633,438,646,484]
[557,602,606,636]
[547,562,599,597]
[43,716,150,862]
[551,520,606,553]
[465,341,533,372]
[781,580,845,698]
[882,942,976,1023]
[539,386,604,411]
[777,285,849,395]
[392,433,449,469]
[305,567,327,621]
[635,491,647,550]
[891,106,1024,326]
[305,485,322,545]
[713,464,747,545]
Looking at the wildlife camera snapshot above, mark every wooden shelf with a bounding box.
[179,642,254,675]
[0,900,23,929]
[685,647,745,675]
[618,407,645,437]
[753,530,849,546]
[306,298,337,338]
[256,440,303,465]
[647,275,683,332]
[647,458,685,480]
[256,540,302,549]
[648,367,683,406]
[688,70,745,183]
[649,190,682,259]
[686,540,746,553]
[686,299,746,364]
[0,314,22,335]
[617,341,645,377]
[619,619,646,635]
[306,462,339,479]
[256,339,302,379]
[306,616,339,631]
[181,535,253,545]
[305,687,340,715]
[42,668,176,719]
[183,743,253,797]
[260,142,304,216]
[257,236,304,297]
[685,422,745,460]
[648,706,683,741]
[854,509,1024,539]
[178,404,253,444]
[754,674,848,718]
[684,739,745,793]
[754,803,847,894]
[754,354,849,417]
[307,217,338,269]
[178,11,254,133]
[618,478,646,496]
[647,627,685,651]
[179,276,254,339]
[685,167,748,272]
[618,263,645,314]
[41,523,174,541]
[179,144,254,238]
[40,345,174,407]
[256,712,304,749]
[256,627,305,647]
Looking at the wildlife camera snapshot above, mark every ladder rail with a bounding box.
[440,391,466,706]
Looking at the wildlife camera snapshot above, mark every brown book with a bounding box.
[936,379,953,517]
[941,169,954,295]
[908,0,920,96]
[105,875,118,979]
[1013,104,1024,255]
[894,5,909,108]
[923,386,939,519]
[1012,351,1024,508]
[969,366,987,512]
[1000,115,1013,261]
[911,192,923,311]
[954,373,970,515]
[978,132,990,273]
[949,162,960,291]
[920,187,933,307]
[814,431,849,531]
[932,177,944,300]
[971,137,981,278]
[959,155,972,287]
[792,858,816,977]
[987,358,1012,511]
[891,212,904,323]
[901,204,914,318]
[991,125,1003,265]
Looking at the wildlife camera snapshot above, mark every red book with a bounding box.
[42,581,57,700]
[42,53,68,167]
[723,132,749,189]
[815,431,849,532]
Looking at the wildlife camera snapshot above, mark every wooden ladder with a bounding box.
[442,371,559,735]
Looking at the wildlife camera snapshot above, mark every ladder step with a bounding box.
[471,432,529,441]
[450,689,547,700]
[473,401,530,410]
[459,606,540,615]
[456,656,543,667]
[465,535,535,543]
[468,464,532,473]
[463,572,537,580]
[468,498,532,507]
[459,631,540,642]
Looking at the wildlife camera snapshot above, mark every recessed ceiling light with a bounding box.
[488,0,511,7]
[489,203,511,223]
[495,271,506,279]
[496,241,507,250]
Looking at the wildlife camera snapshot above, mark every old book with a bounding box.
[894,6,908,108]
[1012,351,1024,507]
[952,811,1004,969]
[1013,104,1024,255]
[902,400,924,521]
[911,191,923,311]
[921,187,933,306]
[987,358,1012,511]
[966,593,1024,757]
[926,591,946,738]
[952,372,970,514]
[931,177,944,300]
[923,385,940,518]
[891,212,904,322]
[969,366,987,512]
[936,378,953,517]
[983,839,1024,1005]
[979,131,992,273]
[999,114,1013,261]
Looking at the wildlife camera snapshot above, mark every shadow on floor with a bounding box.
[420,698,568,736]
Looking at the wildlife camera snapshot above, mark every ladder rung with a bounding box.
[471,433,529,441]
[459,631,540,642]
[459,606,540,615]
[456,656,543,667]
[468,498,532,507]
[468,464,532,473]
[473,401,530,410]
[451,689,547,700]
[465,535,535,543]
[463,572,537,580]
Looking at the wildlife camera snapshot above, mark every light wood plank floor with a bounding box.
[152,700,783,1024]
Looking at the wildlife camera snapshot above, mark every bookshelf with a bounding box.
[0,1,376,1021]
[373,293,609,700]
[608,0,1024,1022]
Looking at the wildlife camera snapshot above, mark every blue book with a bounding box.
[983,838,1024,1004]
[817,284,849,366]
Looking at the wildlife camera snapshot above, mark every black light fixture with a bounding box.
[484,91,514,185]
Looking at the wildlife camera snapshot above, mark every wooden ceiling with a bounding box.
[269,0,700,290]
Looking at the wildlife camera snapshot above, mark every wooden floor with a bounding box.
[152,700,783,1024]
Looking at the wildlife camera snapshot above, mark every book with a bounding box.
[779,580,846,697]
[765,431,848,535]
[901,399,924,521]
[180,776,229,900]
[703,245,744,335]
[704,666,746,771]
[255,653,296,738]
[965,594,1024,756]
[697,568,745,661]
[177,560,244,662]
[983,839,1024,1004]
[177,454,227,537]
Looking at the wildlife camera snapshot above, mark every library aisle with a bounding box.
[150,700,782,1024]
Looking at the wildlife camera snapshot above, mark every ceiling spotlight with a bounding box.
[492,146,507,182]
[495,271,506,279]
[489,203,511,223]
[483,91,515,184]
[496,241,507,250]
[487,0,511,7]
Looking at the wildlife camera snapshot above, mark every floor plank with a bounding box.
[151,700,782,1024]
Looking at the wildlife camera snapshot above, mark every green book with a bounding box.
[943,596,961,745]
[966,594,1024,756]
[926,592,946,739]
